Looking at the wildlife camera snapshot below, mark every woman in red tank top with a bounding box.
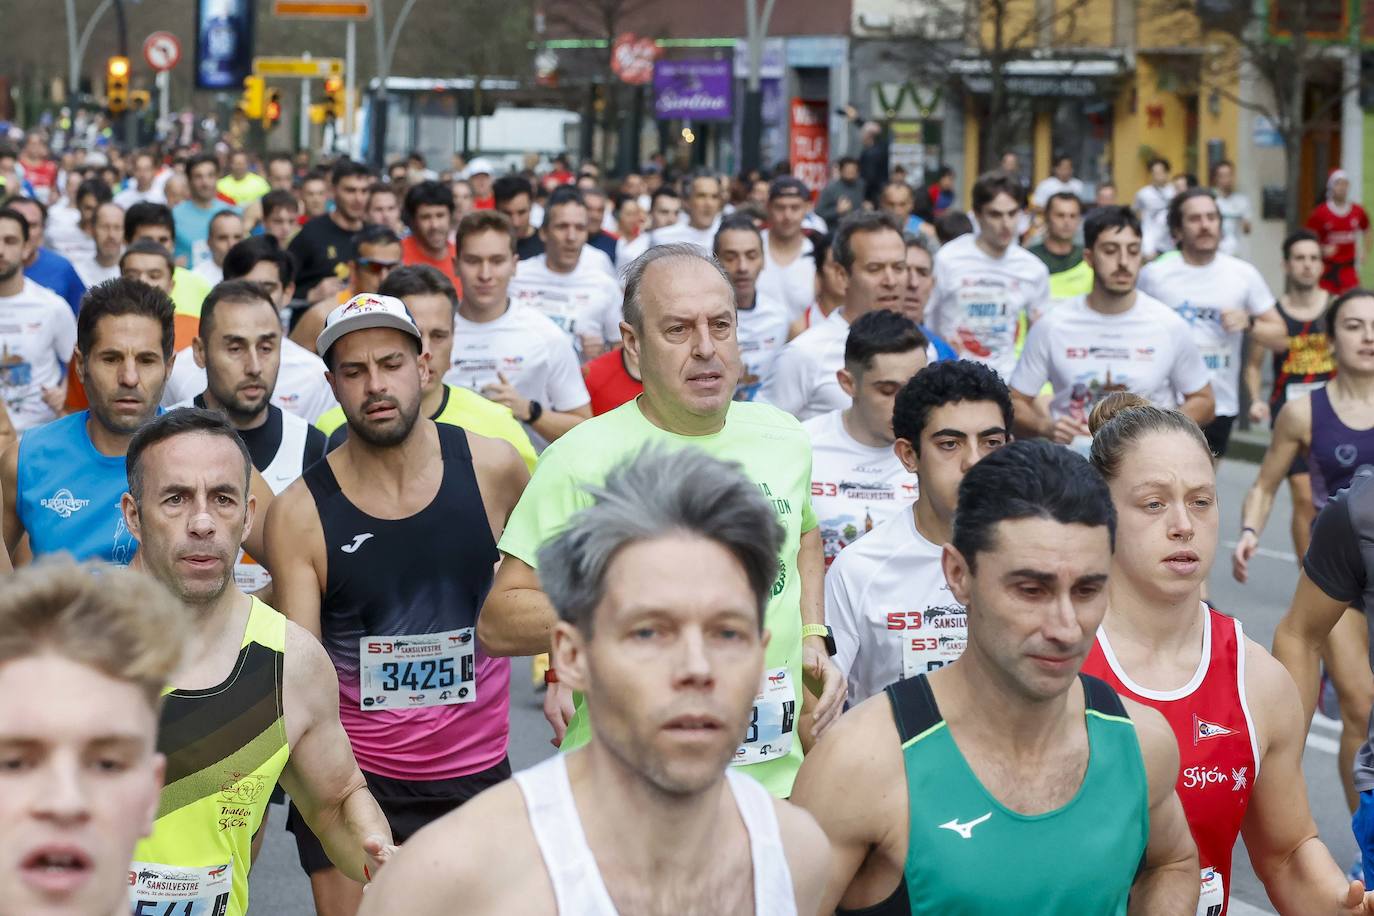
[1079,392,1369,915]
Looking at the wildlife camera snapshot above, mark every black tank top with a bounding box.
[302,423,499,692]
[1269,299,1334,415]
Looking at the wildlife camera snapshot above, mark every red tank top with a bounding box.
[1081,606,1259,916]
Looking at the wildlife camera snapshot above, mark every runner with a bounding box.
[1138,187,1286,458]
[899,233,956,362]
[1011,205,1214,449]
[510,186,621,359]
[581,340,643,416]
[0,205,76,433]
[122,408,395,916]
[1083,393,1374,915]
[793,438,1201,914]
[400,180,458,287]
[1135,156,1176,259]
[316,265,537,471]
[648,185,682,233]
[173,154,237,270]
[759,176,817,319]
[3,194,86,314]
[1030,154,1086,211]
[1306,169,1371,295]
[763,211,908,420]
[164,235,339,423]
[804,309,924,566]
[879,178,936,240]
[73,200,124,287]
[479,243,845,798]
[0,560,186,916]
[650,172,723,250]
[446,210,591,449]
[123,202,213,349]
[1027,191,1093,318]
[494,174,544,261]
[290,225,404,351]
[359,449,831,915]
[825,359,1011,704]
[259,189,302,248]
[1235,287,1374,816]
[1240,229,1331,559]
[192,210,245,285]
[217,149,270,207]
[172,279,327,593]
[288,158,373,307]
[925,171,1050,378]
[1211,160,1252,257]
[612,190,649,264]
[265,293,529,916]
[113,151,166,208]
[715,214,791,401]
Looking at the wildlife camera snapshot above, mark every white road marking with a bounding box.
[1313,712,1342,733]
[1306,732,1341,755]
[1221,540,1298,564]
[1228,899,1276,916]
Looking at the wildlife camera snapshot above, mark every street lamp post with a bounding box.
[741,0,777,177]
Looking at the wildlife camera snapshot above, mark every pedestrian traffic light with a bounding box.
[239,75,264,120]
[323,77,345,121]
[106,56,130,114]
[263,89,282,128]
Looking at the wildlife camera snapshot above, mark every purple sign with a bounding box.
[654,59,733,122]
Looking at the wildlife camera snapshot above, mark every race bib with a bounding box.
[899,609,968,680]
[1200,345,1232,372]
[233,549,270,594]
[129,861,231,916]
[359,628,476,711]
[1286,379,1326,402]
[1198,866,1224,916]
[732,666,796,766]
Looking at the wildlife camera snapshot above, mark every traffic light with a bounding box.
[106,56,130,114]
[238,75,264,120]
[263,88,282,128]
[323,77,344,121]
[130,90,151,112]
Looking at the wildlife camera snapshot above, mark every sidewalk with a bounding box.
[1228,423,1270,464]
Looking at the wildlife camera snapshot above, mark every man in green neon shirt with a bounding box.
[479,242,846,799]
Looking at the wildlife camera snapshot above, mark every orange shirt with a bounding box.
[401,235,461,294]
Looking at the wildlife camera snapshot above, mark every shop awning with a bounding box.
[950,54,1127,98]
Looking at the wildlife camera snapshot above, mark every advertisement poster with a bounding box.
[196,0,255,90]
[654,59,733,122]
[789,98,828,200]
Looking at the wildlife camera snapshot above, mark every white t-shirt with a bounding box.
[1138,253,1273,416]
[650,220,719,253]
[1031,176,1086,209]
[825,507,966,703]
[447,302,591,450]
[615,233,649,266]
[74,256,120,289]
[926,233,1050,379]
[193,259,224,285]
[803,408,916,566]
[510,251,624,350]
[735,292,792,402]
[1134,183,1176,257]
[160,336,338,423]
[1216,192,1252,256]
[45,205,95,262]
[0,278,77,431]
[1009,292,1212,426]
[758,308,850,421]
[113,185,166,209]
[758,230,816,320]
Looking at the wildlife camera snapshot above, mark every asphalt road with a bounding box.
[246,456,1352,915]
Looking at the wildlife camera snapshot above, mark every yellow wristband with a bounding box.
[801,624,830,641]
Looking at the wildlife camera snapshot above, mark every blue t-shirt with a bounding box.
[921,323,957,362]
[16,411,139,564]
[173,199,238,267]
[28,247,86,314]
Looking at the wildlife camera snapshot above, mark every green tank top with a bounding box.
[843,673,1148,916]
[131,598,290,916]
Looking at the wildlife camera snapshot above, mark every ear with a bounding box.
[621,321,641,364]
[837,366,856,398]
[142,752,167,838]
[894,437,919,474]
[551,621,591,694]
[942,543,973,608]
[72,345,86,386]
[191,336,207,369]
[120,491,143,545]
[240,491,257,551]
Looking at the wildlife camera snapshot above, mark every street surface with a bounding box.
[247,457,1349,915]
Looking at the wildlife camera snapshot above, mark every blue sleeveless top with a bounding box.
[16,411,139,564]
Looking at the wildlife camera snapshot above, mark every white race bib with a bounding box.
[130,861,232,916]
[1200,345,1233,372]
[233,549,270,594]
[1286,379,1326,402]
[1198,866,1224,916]
[359,628,476,711]
[899,607,968,680]
[732,666,796,766]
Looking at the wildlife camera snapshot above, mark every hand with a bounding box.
[1232,530,1259,584]
[836,196,854,216]
[579,332,605,360]
[1051,417,1091,445]
[1248,399,1270,424]
[1221,309,1251,333]
[481,372,531,420]
[40,381,66,415]
[1339,878,1374,913]
[801,640,845,740]
[361,833,397,885]
[309,275,346,304]
[543,681,575,748]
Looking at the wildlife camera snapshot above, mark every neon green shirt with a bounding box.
[217,172,271,207]
[497,397,818,797]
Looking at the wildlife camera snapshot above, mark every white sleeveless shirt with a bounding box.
[514,755,797,916]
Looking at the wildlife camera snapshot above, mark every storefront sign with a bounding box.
[655,59,733,121]
[790,98,829,200]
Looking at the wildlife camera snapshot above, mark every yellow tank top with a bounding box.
[130,598,290,916]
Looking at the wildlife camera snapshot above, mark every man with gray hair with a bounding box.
[361,448,832,914]
[479,242,846,800]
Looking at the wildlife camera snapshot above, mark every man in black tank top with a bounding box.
[264,293,529,916]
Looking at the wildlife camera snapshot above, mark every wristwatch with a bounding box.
[525,400,544,424]
[801,624,838,657]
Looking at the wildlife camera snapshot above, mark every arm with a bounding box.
[1243,337,1269,425]
[0,399,12,460]
[1127,701,1200,915]
[262,483,327,638]
[1,443,20,567]
[1011,388,1054,440]
[530,403,590,444]
[477,554,558,657]
[798,526,844,740]
[241,467,274,569]
[1241,643,1374,912]
[1234,399,1308,583]
[1178,384,1215,427]
[1273,572,1358,729]
[278,623,393,884]
[1248,307,1290,352]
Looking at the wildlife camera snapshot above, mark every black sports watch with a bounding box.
[525,400,544,424]
[802,624,838,657]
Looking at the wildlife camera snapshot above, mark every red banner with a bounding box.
[789,98,828,202]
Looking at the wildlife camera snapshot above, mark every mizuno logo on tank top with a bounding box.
[939,812,991,839]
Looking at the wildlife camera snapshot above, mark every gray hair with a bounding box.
[619,243,732,331]
[536,447,784,634]
[903,231,937,258]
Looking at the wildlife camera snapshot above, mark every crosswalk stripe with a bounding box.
[1306,732,1341,755]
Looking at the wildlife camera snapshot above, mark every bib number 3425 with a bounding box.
[732,666,796,766]
[359,627,476,711]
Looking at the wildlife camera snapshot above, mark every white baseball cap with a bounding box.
[466,157,495,177]
[316,293,422,357]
